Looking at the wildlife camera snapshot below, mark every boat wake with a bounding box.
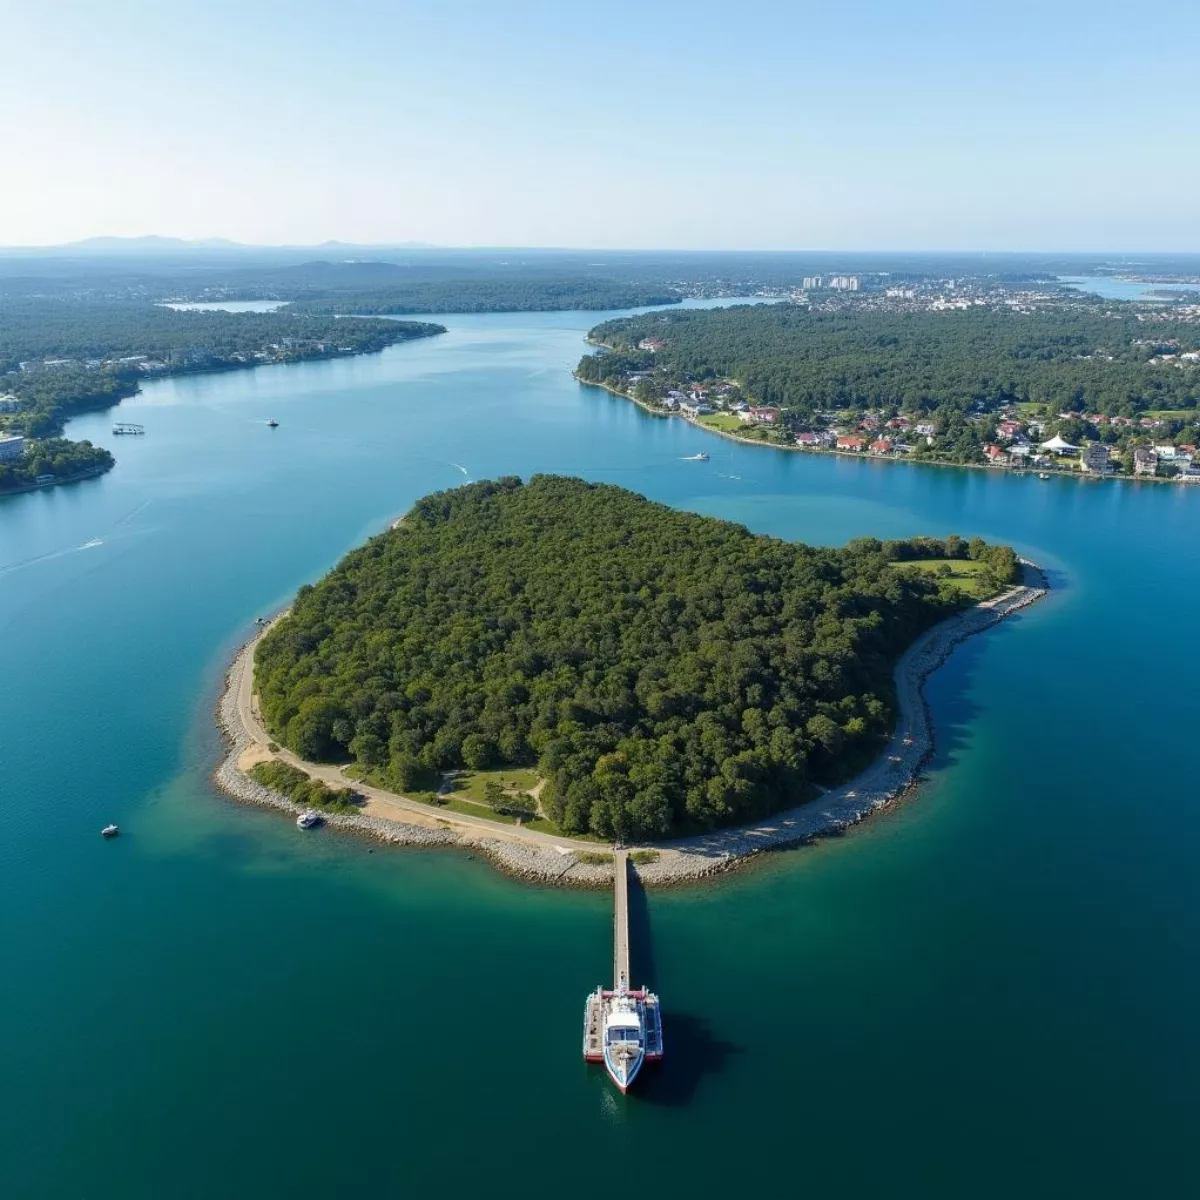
[0,536,104,578]
[450,462,472,482]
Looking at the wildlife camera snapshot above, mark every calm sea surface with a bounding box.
[3,303,1199,1198]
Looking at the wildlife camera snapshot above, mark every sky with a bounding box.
[2,0,1198,251]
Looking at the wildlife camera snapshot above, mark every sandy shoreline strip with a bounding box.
[212,563,1048,887]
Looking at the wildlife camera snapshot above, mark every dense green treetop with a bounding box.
[579,303,1200,418]
[0,437,113,493]
[0,298,442,368]
[285,278,681,314]
[254,476,1017,841]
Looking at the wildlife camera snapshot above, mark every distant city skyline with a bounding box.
[3,0,1199,252]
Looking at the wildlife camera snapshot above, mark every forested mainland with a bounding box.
[578,304,1200,453]
[254,476,1019,840]
[0,299,445,487]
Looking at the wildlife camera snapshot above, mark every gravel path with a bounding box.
[211,563,1048,887]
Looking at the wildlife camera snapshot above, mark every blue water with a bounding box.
[3,306,1200,1197]
[1059,274,1198,301]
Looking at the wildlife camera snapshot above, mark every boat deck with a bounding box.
[583,989,663,1062]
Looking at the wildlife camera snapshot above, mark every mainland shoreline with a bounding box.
[574,370,1186,486]
[212,564,1048,888]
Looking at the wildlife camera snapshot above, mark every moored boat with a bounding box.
[583,984,663,1092]
[296,810,321,830]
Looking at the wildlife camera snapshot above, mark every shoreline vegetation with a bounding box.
[211,477,1049,887]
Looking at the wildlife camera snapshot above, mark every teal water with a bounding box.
[3,306,1200,1198]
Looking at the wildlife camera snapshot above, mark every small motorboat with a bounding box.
[683,452,710,461]
[101,824,119,839]
[1038,472,1050,480]
[267,419,279,428]
[296,811,321,830]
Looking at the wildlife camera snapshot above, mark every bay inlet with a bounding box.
[2,305,1199,1197]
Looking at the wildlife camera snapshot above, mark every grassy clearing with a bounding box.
[449,767,539,804]
[888,558,1001,601]
[1145,409,1198,420]
[698,412,744,432]
[630,849,661,865]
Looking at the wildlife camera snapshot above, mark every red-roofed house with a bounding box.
[837,435,867,452]
[869,438,894,455]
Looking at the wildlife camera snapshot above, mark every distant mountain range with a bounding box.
[2,235,440,255]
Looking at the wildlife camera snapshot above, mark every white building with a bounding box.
[0,434,26,461]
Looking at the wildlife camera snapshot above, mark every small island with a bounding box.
[216,476,1045,882]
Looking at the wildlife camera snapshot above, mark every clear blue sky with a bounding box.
[3,0,1197,250]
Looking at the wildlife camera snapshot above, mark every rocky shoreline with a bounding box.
[212,564,1048,888]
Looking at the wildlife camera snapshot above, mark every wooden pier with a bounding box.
[613,848,630,989]
[582,851,664,1066]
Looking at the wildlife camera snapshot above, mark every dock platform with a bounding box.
[581,850,664,1065]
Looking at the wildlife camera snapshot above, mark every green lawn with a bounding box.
[448,766,540,804]
[698,412,744,432]
[888,558,1001,601]
[1145,409,1198,420]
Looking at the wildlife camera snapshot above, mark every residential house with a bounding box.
[868,438,893,455]
[1081,444,1112,474]
[983,443,1006,464]
[1132,447,1158,476]
[836,435,867,452]
[795,432,823,447]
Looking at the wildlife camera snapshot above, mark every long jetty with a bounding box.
[613,849,630,989]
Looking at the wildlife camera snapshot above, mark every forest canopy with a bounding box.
[254,476,1017,840]
[579,303,1200,419]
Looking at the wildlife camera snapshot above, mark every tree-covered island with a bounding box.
[253,476,1020,841]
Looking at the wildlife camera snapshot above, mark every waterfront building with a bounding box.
[1132,447,1158,476]
[1081,444,1112,474]
[0,433,26,461]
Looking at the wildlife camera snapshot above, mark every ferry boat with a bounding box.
[582,984,664,1092]
[296,811,321,830]
[101,823,119,838]
[112,422,145,436]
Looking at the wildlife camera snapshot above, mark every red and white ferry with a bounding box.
[582,983,664,1092]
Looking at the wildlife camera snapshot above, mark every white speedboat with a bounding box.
[683,452,710,461]
[296,811,321,830]
[101,823,119,838]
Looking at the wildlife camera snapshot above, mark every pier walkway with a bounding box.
[613,849,630,988]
